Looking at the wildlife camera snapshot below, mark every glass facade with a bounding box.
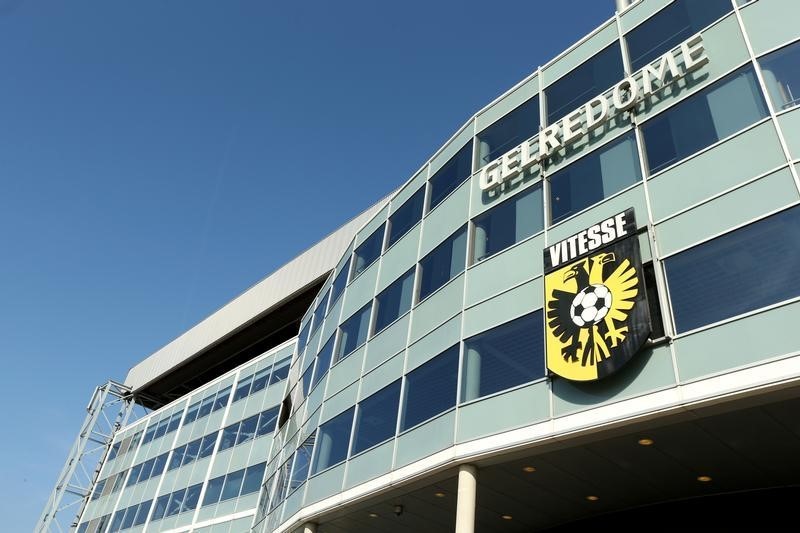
[418,225,467,301]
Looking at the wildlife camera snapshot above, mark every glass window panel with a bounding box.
[213,386,231,412]
[270,458,292,511]
[202,475,225,507]
[330,257,351,306]
[126,464,142,487]
[137,458,154,482]
[182,483,202,513]
[546,43,623,124]
[165,488,186,517]
[429,142,473,210]
[461,311,545,402]
[269,358,290,385]
[153,419,169,440]
[300,363,314,398]
[166,412,182,434]
[183,402,200,426]
[388,186,425,246]
[311,289,330,334]
[152,452,168,477]
[374,268,415,335]
[220,423,239,451]
[401,345,459,431]
[473,184,543,262]
[196,396,215,419]
[418,226,467,301]
[109,510,124,533]
[642,66,768,174]
[352,223,385,278]
[759,40,800,111]
[168,445,186,471]
[133,500,151,527]
[251,368,271,394]
[311,407,355,475]
[257,406,279,437]
[666,206,800,332]
[111,470,126,492]
[121,505,137,530]
[91,479,106,501]
[152,494,170,521]
[183,438,201,466]
[237,415,259,445]
[297,318,312,356]
[289,436,314,493]
[352,380,401,455]
[335,303,372,362]
[478,96,540,166]
[549,132,641,224]
[242,462,267,496]
[311,336,335,390]
[108,442,120,461]
[220,468,245,502]
[626,0,732,71]
[199,431,218,459]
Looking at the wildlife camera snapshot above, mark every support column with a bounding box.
[302,522,317,533]
[455,464,478,533]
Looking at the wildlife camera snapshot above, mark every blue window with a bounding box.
[387,186,425,247]
[429,142,473,210]
[546,43,623,124]
[237,414,258,445]
[202,475,224,506]
[241,462,267,496]
[133,500,151,526]
[401,345,459,431]
[759,40,800,111]
[152,453,167,478]
[126,464,142,487]
[373,268,415,335]
[418,226,467,301]
[257,406,279,437]
[182,483,202,513]
[626,0,732,71]
[183,402,199,426]
[165,488,185,517]
[289,436,314,493]
[352,380,401,455]
[251,367,271,393]
[220,469,245,502]
[183,439,201,466]
[549,132,641,224]
[311,289,330,334]
[196,396,214,420]
[352,224,385,278]
[166,412,182,434]
[335,303,372,362]
[665,207,800,333]
[168,445,185,471]
[213,386,231,412]
[199,431,217,459]
[642,65,768,174]
[108,510,124,532]
[311,407,355,474]
[473,184,543,262]
[330,257,351,306]
[152,419,168,440]
[270,459,292,511]
[311,337,335,390]
[120,505,137,530]
[461,311,545,402]
[270,358,291,384]
[297,318,312,356]
[478,96,540,166]
[220,423,238,451]
[152,494,169,521]
[301,363,314,397]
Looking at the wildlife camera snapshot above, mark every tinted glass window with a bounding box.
[121,505,137,530]
[183,439,200,465]
[330,257,351,306]
[429,142,473,210]
[257,406,279,437]
[242,462,267,496]
[478,96,540,167]
[220,424,238,451]
[401,345,459,431]
[665,207,800,333]
[301,364,314,397]
[168,445,185,471]
[550,132,641,223]
[289,436,314,493]
[251,367,271,393]
[133,500,151,526]
[473,184,543,262]
[352,380,401,455]
[152,494,170,521]
[199,432,217,458]
[220,469,245,502]
[183,402,199,426]
[627,0,732,70]
[165,489,185,517]
[213,386,230,411]
[182,484,202,513]
[297,319,312,356]
[269,358,290,384]
[311,337,335,390]
[642,66,768,174]
[203,475,224,506]
[462,312,545,402]
[237,415,258,444]
[270,458,292,511]
[311,289,329,334]
[197,396,214,419]
[388,186,425,246]
[335,303,372,362]
[352,224,385,278]
[152,453,168,477]
[760,40,800,111]
[373,268,415,335]
[418,226,467,301]
[546,44,623,124]
[311,407,355,474]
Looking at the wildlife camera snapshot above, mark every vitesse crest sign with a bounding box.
[544,209,651,382]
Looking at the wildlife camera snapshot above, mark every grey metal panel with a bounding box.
[124,196,391,392]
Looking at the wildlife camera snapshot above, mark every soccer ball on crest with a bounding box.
[570,284,613,327]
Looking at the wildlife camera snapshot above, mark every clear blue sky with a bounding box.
[0,1,612,530]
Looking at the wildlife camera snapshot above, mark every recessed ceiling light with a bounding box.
[501,515,513,520]
[522,466,537,473]
[697,475,712,483]
[586,495,600,501]
[638,438,654,446]
[434,491,446,498]
[368,512,379,518]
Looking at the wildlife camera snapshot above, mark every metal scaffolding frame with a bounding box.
[36,381,136,533]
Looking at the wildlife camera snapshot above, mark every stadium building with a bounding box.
[38,0,800,531]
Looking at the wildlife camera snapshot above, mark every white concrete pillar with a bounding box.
[302,522,317,533]
[455,464,478,533]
